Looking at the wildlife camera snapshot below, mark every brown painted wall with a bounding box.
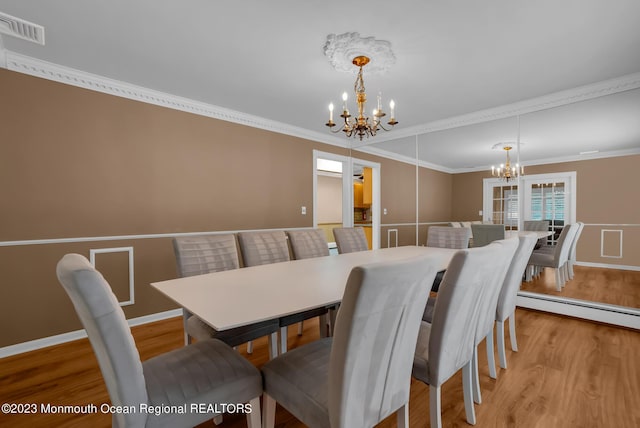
[452,155,640,268]
[0,69,451,347]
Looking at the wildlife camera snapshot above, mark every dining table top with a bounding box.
[151,245,458,332]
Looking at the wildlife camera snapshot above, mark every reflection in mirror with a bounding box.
[515,89,640,311]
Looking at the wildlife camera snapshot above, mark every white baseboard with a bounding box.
[0,309,182,359]
[517,292,640,329]
[575,261,640,271]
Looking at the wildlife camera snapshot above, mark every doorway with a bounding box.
[313,150,380,250]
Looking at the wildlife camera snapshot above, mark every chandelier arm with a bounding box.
[376,122,393,132]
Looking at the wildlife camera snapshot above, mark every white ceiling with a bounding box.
[1,0,639,172]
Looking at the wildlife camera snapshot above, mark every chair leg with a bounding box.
[497,320,507,369]
[554,269,562,291]
[429,385,443,428]
[569,260,575,280]
[462,361,477,425]
[397,403,408,428]
[267,332,278,359]
[329,306,339,336]
[318,314,329,338]
[262,393,276,428]
[182,308,191,346]
[297,321,303,336]
[245,396,261,428]
[472,346,482,404]
[509,311,518,352]
[486,329,497,379]
[279,326,288,355]
[247,340,253,354]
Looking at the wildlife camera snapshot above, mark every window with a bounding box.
[484,172,576,242]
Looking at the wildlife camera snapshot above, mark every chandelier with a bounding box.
[491,145,524,182]
[325,56,397,140]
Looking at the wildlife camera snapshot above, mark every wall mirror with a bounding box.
[515,88,640,323]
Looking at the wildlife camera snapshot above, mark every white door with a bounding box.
[483,172,576,242]
[482,179,520,228]
[522,172,576,244]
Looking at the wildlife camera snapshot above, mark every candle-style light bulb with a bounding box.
[342,92,348,111]
[329,103,334,122]
[389,99,395,119]
[377,92,382,111]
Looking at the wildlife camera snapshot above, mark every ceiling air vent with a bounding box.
[0,12,45,45]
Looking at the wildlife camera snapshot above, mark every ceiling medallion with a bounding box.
[491,117,525,182]
[323,32,396,75]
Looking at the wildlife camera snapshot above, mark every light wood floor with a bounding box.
[520,265,640,308]
[1,305,639,427]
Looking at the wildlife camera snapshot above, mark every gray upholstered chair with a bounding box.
[528,223,580,291]
[262,256,437,428]
[237,230,302,354]
[426,226,471,249]
[172,234,278,354]
[288,228,330,259]
[470,223,506,247]
[332,227,369,254]
[413,240,517,428]
[567,221,585,280]
[523,220,550,231]
[495,233,538,369]
[237,230,290,266]
[524,220,550,249]
[56,253,262,428]
[285,229,333,339]
[468,238,518,405]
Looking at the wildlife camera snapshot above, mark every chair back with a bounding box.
[287,229,330,259]
[496,234,538,322]
[328,256,437,427]
[472,238,518,345]
[470,224,506,247]
[173,234,239,277]
[422,240,515,387]
[237,230,290,266]
[569,222,585,262]
[56,254,148,428]
[523,220,550,231]
[426,226,471,249]
[333,227,369,254]
[553,223,580,266]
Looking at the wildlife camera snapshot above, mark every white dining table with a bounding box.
[151,246,457,336]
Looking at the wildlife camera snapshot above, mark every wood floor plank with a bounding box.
[520,265,640,308]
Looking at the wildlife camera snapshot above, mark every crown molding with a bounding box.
[355,71,640,148]
[3,50,346,149]
[355,145,455,174]
[0,35,6,68]
[4,50,639,175]
[453,147,640,174]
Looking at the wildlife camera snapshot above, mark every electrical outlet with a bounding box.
[301,206,306,215]
[383,208,388,215]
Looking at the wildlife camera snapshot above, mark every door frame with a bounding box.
[313,150,381,249]
[483,171,576,230]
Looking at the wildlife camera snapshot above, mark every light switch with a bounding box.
[478,210,483,216]
[301,206,306,215]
